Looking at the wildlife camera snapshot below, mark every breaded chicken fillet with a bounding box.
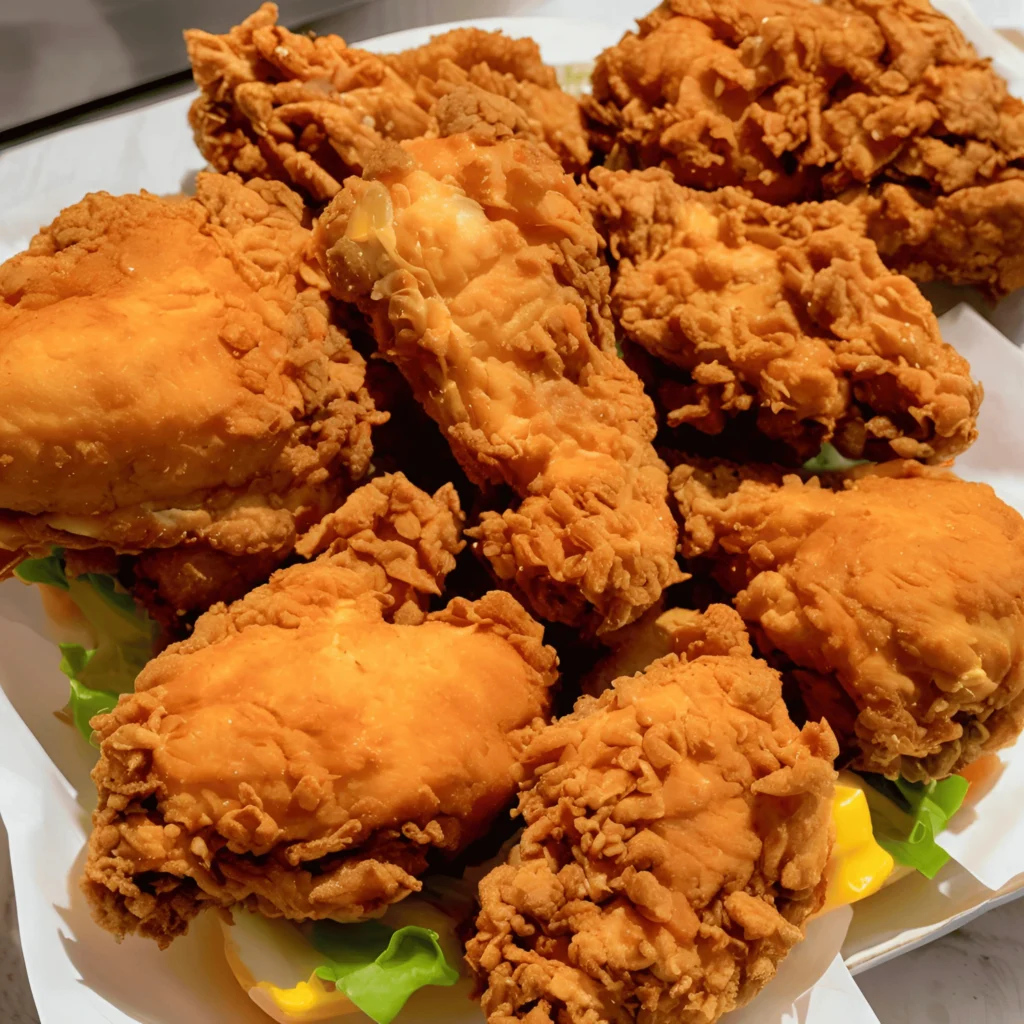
[315,129,682,634]
[585,167,980,463]
[673,461,1024,780]
[0,173,382,616]
[82,473,558,947]
[466,606,837,1023]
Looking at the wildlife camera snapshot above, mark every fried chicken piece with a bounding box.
[466,616,838,1023]
[0,173,383,615]
[854,180,1024,297]
[186,3,434,203]
[581,600,751,696]
[82,473,558,947]
[673,460,1024,780]
[585,0,1024,294]
[585,167,980,463]
[385,27,590,173]
[186,6,587,205]
[315,133,682,634]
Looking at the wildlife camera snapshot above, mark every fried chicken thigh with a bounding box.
[586,168,980,463]
[466,607,837,1024]
[186,4,586,203]
[316,132,682,634]
[82,473,558,947]
[673,461,1024,780]
[0,174,381,614]
[585,0,1024,294]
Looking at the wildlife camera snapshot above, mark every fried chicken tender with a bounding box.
[673,461,1024,780]
[584,0,1024,294]
[186,5,587,203]
[585,167,980,463]
[0,174,382,614]
[466,613,838,1024]
[82,473,558,947]
[385,27,590,173]
[315,134,682,634]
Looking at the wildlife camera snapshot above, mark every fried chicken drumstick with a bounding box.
[584,0,1024,295]
[186,4,587,203]
[315,129,682,634]
[82,473,558,947]
[586,167,980,463]
[673,461,1024,780]
[467,605,838,1024]
[0,173,381,617]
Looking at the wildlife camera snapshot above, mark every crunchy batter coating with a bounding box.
[186,3,432,203]
[0,174,381,585]
[82,474,558,947]
[316,134,682,634]
[855,180,1024,297]
[186,6,586,202]
[582,601,751,697]
[584,0,1024,293]
[385,27,590,173]
[673,461,1024,780]
[585,167,980,462]
[466,625,837,1023]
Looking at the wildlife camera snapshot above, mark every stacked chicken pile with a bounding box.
[2,2,1024,1022]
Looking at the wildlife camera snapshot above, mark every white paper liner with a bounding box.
[0,6,1023,1024]
[728,909,879,1024]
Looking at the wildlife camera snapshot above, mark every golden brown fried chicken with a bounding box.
[584,0,1024,294]
[673,460,1024,780]
[315,132,683,634]
[581,600,751,696]
[82,473,558,947]
[186,6,587,203]
[186,3,433,203]
[585,167,980,463]
[855,179,1024,297]
[0,173,382,616]
[466,609,838,1024]
[385,27,590,173]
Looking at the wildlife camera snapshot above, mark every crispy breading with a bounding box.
[584,0,1024,294]
[466,622,837,1023]
[585,167,980,462]
[0,175,383,591]
[186,6,587,202]
[581,601,751,696]
[81,474,558,947]
[185,3,433,202]
[854,180,1024,297]
[673,460,1024,780]
[315,134,682,634]
[385,27,590,172]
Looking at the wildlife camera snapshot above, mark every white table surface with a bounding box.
[2,2,1023,1022]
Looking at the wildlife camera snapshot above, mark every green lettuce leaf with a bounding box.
[803,442,870,474]
[15,550,157,744]
[14,552,71,591]
[311,921,459,1024]
[863,774,970,879]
